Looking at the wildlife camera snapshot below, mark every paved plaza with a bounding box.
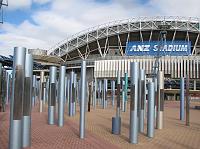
[0,101,200,149]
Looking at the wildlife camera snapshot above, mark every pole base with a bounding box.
[112,117,121,135]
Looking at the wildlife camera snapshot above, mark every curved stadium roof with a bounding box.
[48,16,200,61]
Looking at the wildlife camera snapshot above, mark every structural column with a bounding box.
[9,47,26,149]
[80,61,86,139]
[22,53,33,148]
[124,73,128,112]
[129,62,139,144]
[186,75,190,126]
[58,66,66,127]
[111,80,115,107]
[48,66,57,125]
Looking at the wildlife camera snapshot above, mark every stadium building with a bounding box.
[48,16,200,88]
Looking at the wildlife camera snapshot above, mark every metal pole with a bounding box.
[9,47,26,149]
[103,79,107,109]
[94,78,97,109]
[69,71,74,116]
[147,81,155,138]
[58,66,66,127]
[139,69,145,133]
[22,53,33,148]
[124,73,128,112]
[116,71,120,117]
[80,61,86,139]
[72,73,77,116]
[180,77,185,121]
[156,71,164,129]
[111,80,115,107]
[32,75,36,107]
[0,63,2,112]
[48,66,57,125]
[186,75,190,126]
[129,62,138,144]
[122,80,125,112]
[39,71,44,112]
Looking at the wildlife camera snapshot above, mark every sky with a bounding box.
[0,0,199,56]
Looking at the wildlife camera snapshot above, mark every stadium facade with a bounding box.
[48,16,200,85]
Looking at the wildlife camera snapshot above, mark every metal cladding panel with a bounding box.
[190,59,193,78]
[177,59,180,78]
[23,77,31,116]
[180,58,183,77]
[125,59,128,74]
[184,59,186,77]
[116,60,119,77]
[187,59,189,77]
[104,60,107,77]
[174,58,177,78]
[197,60,199,78]
[112,60,116,77]
[118,60,121,77]
[162,58,164,72]
[121,60,125,77]
[13,66,24,120]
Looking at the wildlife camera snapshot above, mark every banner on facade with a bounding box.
[125,41,191,56]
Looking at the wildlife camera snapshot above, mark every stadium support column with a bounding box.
[22,53,33,148]
[186,75,190,126]
[39,71,44,112]
[103,79,107,109]
[112,70,121,135]
[180,77,185,121]
[111,80,115,107]
[72,73,77,116]
[80,61,86,139]
[147,81,155,138]
[58,66,66,127]
[48,66,57,125]
[32,75,36,107]
[9,47,26,149]
[129,62,139,144]
[139,69,145,133]
[156,71,164,129]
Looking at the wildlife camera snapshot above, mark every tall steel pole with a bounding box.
[22,53,33,148]
[48,66,57,125]
[147,82,155,138]
[80,61,86,139]
[58,66,66,127]
[180,77,185,121]
[39,71,44,112]
[129,62,139,144]
[9,47,26,149]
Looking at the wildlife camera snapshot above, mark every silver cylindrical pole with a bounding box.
[9,47,26,149]
[72,73,77,116]
[147,81,155,138]
[156,71,164,129]
[139,69,145,133]
[80,61,86,139]
[69,71,74,116]
[122,80,125,112]
[111,80,115,107]
[22,53,33,148]
[129,62,139,144]
[48,66,57,125]
[180,77,184,121]
[39,71,45,112]
[94,78,97,109]
[58,66,66,127]
[116,71,120,117]
[103,79,107,109]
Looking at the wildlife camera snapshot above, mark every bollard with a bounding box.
[9,47,26,149]
[129,62,139,144]
[147,82,155,138]
[80,61,86,139]
[58,66,66,127]
[22,53,33,148]
[48,66,57,125]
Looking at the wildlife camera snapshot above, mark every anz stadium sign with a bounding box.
[125,41,191,56]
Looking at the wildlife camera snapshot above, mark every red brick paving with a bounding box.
[1,101,200,149]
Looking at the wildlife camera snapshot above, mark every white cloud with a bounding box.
[8,0,32,10]
[0,0,200,56]
[33,0,52,5]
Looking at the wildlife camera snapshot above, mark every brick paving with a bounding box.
[0,101,200,149]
